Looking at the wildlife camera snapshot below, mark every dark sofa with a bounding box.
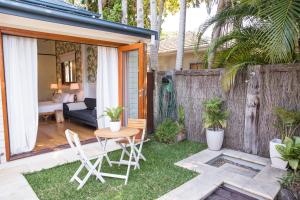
[63,98,98,128]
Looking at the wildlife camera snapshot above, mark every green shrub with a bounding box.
[203,98,229,131]
[274,107,300,141]
[276,136,300,173]
[155,119,180,143]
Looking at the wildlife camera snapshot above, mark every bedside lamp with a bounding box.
[70,83,80,102]
[50,83,58,96]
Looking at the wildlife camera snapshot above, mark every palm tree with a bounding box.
[197,0,300,91]
[207,0,225,69]
[137,0,144,28]
[98,0,103,19]
[175,0,187,71]
[122,0,128,24]
[150,0,158,70]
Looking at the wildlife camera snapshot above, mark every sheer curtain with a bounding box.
[3,35,38,155]
[96,47,119,128]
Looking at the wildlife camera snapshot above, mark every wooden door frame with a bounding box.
[118,43,147,120]
[0,26,129,161]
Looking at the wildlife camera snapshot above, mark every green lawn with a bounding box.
[25,141,206,200]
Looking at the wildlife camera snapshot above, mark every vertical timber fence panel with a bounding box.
[155,64,300,157]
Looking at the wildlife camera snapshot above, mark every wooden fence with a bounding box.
[154,64,300,157]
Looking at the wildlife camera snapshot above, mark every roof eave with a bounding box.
[0,0,158,40]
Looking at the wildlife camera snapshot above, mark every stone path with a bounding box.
[159,149,285,200]
[0,140,120,200]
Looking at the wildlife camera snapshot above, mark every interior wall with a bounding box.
[37,39,57,101]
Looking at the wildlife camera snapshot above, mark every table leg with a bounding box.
[96,137,112,167]
[125,135,135,185]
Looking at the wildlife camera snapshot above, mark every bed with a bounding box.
[39,101,63,114]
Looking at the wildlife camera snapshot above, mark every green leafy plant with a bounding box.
[177,105,185,131]
[279,171,300,191]
[155,119,180,144]
[203,98,229,131]
[276,137,300,173]
[102,106,124,122]
[196,0,300,91]
[274,107,300,141]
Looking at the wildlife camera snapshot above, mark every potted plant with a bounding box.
[276,136,300,199]
[271,107,300,169]
[203,98,229,151]
[103,106,124,132]
[176,105,187,142]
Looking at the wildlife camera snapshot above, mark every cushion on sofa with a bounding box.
[84,98,96,110]
[67,102,87,111]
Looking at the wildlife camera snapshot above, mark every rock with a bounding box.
[278,188,297,200]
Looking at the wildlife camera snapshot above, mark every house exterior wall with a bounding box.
[158,51,200,71]
[0,85,4,163]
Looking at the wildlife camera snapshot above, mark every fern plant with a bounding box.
[274,107,300,141]
[203,98,229,131]
[103,106,124,122]
[177,105,185,131]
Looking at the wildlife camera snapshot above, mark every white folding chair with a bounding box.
[65,129,105,190]
[116,119,147,169]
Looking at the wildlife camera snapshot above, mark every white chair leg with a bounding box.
[134,145,146,161]
[125,137,135,185]
[119,147,125,166]
[70,163,85,182]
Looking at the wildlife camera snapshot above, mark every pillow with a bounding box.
[61,93,70,103]
[68,94,75,102]
[67,102,87,111]
[52,93,62,103]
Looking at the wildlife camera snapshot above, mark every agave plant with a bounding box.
[102,106,124,122]
[197,0,300,91]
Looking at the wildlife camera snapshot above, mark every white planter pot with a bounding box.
[270,138,287,170]
[206,129,224,151]
[109,121,121,132]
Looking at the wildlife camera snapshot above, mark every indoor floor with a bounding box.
[11,119,96,160]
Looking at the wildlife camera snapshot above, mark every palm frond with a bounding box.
[259,0,300,63]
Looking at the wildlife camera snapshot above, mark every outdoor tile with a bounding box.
[254,165,286,184]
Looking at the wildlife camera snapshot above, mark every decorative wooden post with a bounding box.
[243,65,261,154]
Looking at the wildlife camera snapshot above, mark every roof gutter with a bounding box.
[0,0,158,40]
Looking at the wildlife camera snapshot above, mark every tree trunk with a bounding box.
[157,0,166,37]
[98,0,103,19]
[150,0,158,70]
[207,0,225,69]
[243,65,261,154]
[122,0,128,24]
[175,0,186,71]
[137,0,144,28]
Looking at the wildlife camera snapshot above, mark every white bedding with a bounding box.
[38,101,63,113]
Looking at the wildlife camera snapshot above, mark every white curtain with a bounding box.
[96,47,119,128]
[3,35,38,155]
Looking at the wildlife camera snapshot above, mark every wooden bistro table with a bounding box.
[94,127,140,185]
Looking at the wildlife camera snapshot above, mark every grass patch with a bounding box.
[25,141,206,200]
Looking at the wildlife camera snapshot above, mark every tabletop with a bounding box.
[94,127,140,139]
